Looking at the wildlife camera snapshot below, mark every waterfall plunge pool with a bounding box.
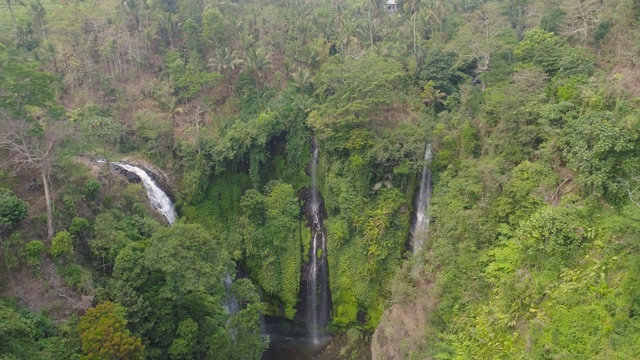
[262,316,330,360]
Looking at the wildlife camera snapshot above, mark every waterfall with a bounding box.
[111,161,242,327]
[307,141,330,345]
[223,274,240,315]
[223,274,240,341]
[412,144,432,252]
[112,162,177,225]
[110,162,246,341]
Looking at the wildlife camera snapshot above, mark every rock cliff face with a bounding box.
[371,279,435,360]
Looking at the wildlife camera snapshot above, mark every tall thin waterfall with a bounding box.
[113,162,177,225]
[412,145,432,252]
[307,141,330,345]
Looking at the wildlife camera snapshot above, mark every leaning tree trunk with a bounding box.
[41,168,54,240]
[39,18,46,40]
[413,13,417,54]
[7,1,15,28]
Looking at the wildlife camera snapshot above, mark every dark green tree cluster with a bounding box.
[0,299,80,359]
[107,224,266,359]
[240,182,302,318]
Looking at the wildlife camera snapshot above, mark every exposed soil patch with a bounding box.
[0,158,101,320]
[371,277,436,360]
[2,259,93,321]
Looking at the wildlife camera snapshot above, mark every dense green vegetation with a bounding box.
[2,0,640,358]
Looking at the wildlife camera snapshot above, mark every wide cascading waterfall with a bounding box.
[307,141,330,345]
[111,162,240,319]
[112,162,177,225]
[111,162,244,333]
[412,144,432,252]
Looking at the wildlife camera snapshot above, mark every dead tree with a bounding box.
[561,0,603,41]
[0,115,72,240]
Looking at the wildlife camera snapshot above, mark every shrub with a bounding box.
[83,180,100,201]
[50,230,74,260]
[60,264,93,293]
[0,188,28,230]
[23,240,45,269]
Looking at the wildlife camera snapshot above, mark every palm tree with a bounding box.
[291,94,313,114]
[425,0,446,36]
[241,47,271,79]
[241,48,272,108]
[420,81,446,115]
[19,0,46,40]
[312,11,334,41]
[337,14,358,55]
[13,23,34,51]
[404,0,421,54]
[363,0,379,47]
[208,47,242,94]
[290,67,313,93]
[365,0,381,19]
[238,32,255,53]
[208,47,242,73]
[283,59,294,81]
[166,96,184,122]
[296,21,313,45]
[39,42,58,72]
[157,12,177,48]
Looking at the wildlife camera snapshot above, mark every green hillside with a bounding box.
[2,0,640,359]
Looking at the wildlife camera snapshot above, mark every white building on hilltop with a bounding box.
[386,0,398,14]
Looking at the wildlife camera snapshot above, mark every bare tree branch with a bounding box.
[0,112,73,239]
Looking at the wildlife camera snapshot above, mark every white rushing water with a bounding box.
[223,274,240,315]
[307,142,330,346]
[412,144,432,252]
[112,162,239,334]
[113,162,177,224]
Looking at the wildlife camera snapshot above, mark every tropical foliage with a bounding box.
[1,0,640,358]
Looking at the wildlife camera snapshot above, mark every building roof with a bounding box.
[387,0,397,5]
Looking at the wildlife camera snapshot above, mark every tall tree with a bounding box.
[202,8,228,49]
[0,117,71,240]
[5,0,15,28]
[208,47,242,94]
[561,0,603,40]
[157,12,178,48]
[447,2,514,87]
[425,0,446,36]
[420,80,447,115]
[404,0,421,54]
[109,224,266,358]
[290,67,314,93]
[241,48,272,108]
[18,0,46,40]
[309,53,404,141]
